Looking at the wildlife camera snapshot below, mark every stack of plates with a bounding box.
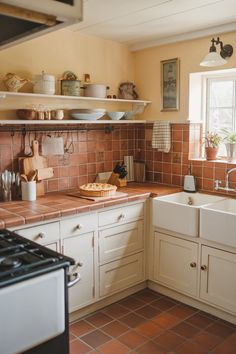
[70,108,106,120]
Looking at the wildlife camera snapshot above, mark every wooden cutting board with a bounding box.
[36,167,54,181]
[23,140,47,176]
[134,161,146,182]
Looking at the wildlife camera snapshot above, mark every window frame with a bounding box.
[202,72,236,159]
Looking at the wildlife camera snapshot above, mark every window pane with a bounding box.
[209,80,234,107]
[208,108,233,132]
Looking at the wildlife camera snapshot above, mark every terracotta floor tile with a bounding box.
[152,312,180,329]
[70,320,95,337]
[85,311,113,327]
[226,332,236,346]
[69,333,77,342]
[80,329,111,348]
[102,303,130,319]
[135,340,165,354]
[218,319,236,330]
[135,321,163,338]
[119,297,145,310]
[176,341,206,354]
[168,304,198,319]
[133,289,162,303]
[154,331,186,350]
[171,321,200,339]
[199,310,219,321]
[97,339,130,354]
[192,331,223,351]
[69,338,92,354]
[151,297,177,311]
[118,329,147,349]
[135,304,161,319]
[119,313,146,328]
[101,320,129,337]
[205,322,235,338]
[185,312,215,329]
[212,341,236,354]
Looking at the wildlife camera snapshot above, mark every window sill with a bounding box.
[190,157,236,164]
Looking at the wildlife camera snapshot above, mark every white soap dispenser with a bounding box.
[183,164,196,193]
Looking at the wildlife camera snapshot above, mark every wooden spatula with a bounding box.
[23,140,47,176]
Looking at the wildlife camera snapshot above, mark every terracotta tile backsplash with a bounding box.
[0,124,137,194]
[1,122,236,196]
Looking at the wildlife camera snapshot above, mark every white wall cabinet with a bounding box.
[153,232,198,297]
[200,245,236,314]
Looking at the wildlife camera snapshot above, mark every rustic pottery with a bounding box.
[205,147,219,160]
[3,73,28,92]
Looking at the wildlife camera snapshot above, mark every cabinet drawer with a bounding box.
[15,222,60,245]
[99,221,143,264]
[60,213,96,238]
[99,252,144,297]
[98,203,144,228]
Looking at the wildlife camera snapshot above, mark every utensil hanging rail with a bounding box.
[0,125,114,134]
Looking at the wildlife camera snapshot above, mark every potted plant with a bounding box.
[220,128,236,161]
[204,132,221,160]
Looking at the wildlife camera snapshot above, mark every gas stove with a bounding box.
[0,229,75,289]
[0,229,79,354]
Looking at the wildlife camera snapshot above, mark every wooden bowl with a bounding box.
[16,109,37,120]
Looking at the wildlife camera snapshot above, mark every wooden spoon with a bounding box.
[20,174,28,182]
[28,170,37,181]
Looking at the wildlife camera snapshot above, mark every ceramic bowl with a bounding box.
[70,109,106,120]
[107,111,125,120]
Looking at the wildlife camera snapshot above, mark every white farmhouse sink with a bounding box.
[152,192,225,237]
[200,198,236,247]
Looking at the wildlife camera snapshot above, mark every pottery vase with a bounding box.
[205,147,218,160]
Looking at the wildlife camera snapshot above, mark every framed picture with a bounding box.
[161,58,179,111]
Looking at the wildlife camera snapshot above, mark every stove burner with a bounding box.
[0,257,22,269]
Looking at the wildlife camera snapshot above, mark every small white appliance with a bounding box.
[183,165,196,192]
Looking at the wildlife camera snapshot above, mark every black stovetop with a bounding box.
[0,229,75,288]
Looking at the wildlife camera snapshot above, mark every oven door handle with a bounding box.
[67,272,81,288]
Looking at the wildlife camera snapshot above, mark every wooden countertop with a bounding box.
[0,183,181,229]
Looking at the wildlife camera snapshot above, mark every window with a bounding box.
[205,75,236,157]
[189,69,236,160]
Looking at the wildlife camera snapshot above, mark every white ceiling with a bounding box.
[70,0,236,51]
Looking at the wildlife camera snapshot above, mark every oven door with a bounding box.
[0,269,65,354]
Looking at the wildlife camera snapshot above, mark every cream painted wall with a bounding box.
[0,29,134,95]
[133,31,236,121]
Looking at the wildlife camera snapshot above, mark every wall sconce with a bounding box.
[200,37,233,67]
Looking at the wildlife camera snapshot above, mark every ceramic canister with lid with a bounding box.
[33,71,55,95]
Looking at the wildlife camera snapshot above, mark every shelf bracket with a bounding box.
[132,102,147,115]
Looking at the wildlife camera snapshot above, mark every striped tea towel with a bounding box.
[152,121,171,152]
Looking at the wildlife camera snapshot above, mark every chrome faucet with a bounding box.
[225,167,236,190]
[214,167,236,192]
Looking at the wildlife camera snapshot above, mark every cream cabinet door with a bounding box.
[153,232,198,296]
[100,252,144,297]
[99,221,143,264]
[200,246,236,314]
[63,232,95,312]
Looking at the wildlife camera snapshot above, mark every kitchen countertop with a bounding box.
[0,183,181,229]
